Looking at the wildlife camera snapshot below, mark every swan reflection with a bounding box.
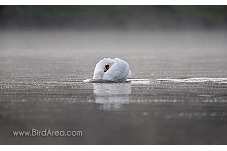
[93,83,131,111]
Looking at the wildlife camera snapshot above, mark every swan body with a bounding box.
[93,58,131,81]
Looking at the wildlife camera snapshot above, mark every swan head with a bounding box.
[93,58,113,79]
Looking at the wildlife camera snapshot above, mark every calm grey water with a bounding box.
[0,30,227,144]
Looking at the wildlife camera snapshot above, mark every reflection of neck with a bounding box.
[93,83,131,111]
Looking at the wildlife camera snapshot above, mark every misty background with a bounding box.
[0,5,227,30]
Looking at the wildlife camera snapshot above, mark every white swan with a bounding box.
[93,58,131,81]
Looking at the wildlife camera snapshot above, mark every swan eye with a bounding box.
[105,65,109,69]
[104,65,109,72]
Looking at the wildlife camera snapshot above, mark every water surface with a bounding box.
[0,30,227,144]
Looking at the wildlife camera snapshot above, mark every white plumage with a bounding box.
[93,58,131,81]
